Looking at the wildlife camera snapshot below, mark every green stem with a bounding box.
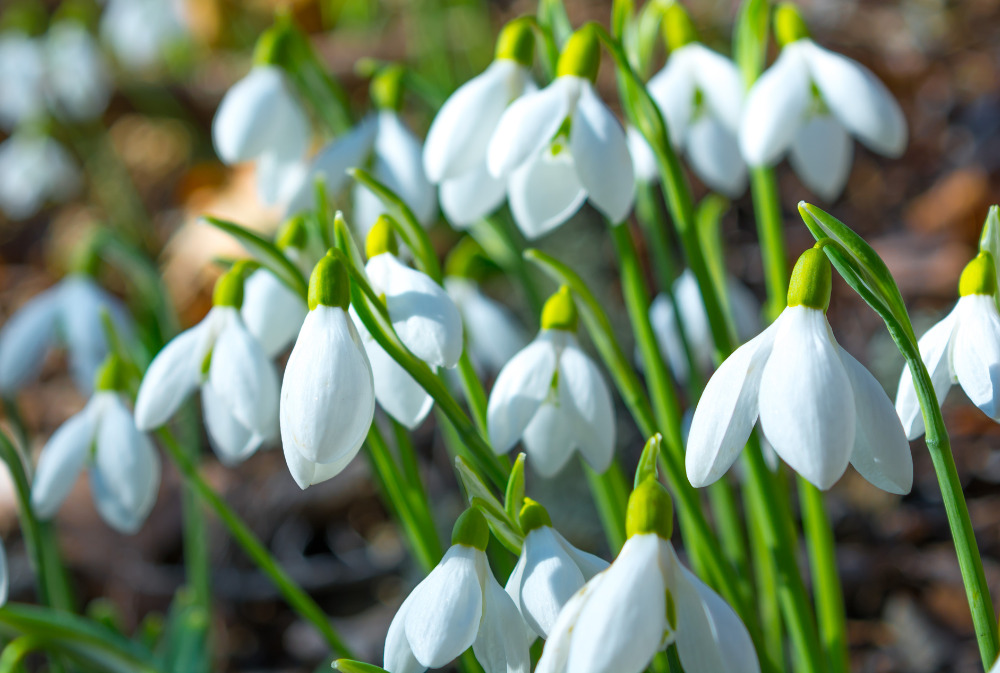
[798,479,848,673]
[750,167,787,323]
[175,404,211,623]
[745,483,785,672]
[455,351,489,435]
[582,459,629,555]
[0,635,45,673]
[156,429,355,659]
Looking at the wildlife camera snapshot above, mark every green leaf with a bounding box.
[733,0,771,86]
[537,0,573,47]
[334,212,367,278]
[333,661,388,673]
[471,496,523,555]
[504,453,526,530]
[201,216,308,301]
[633,0,671,78]
[635,434,662,488]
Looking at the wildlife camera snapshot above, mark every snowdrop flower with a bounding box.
[686,246,912,492]
[488,287,614,477]
[100,0,187,71]
[536,478,759,673]
[32,355,160,534]
[643,5,746,197]
[135,262,279,466]
[445,277,527,372]
[0,272,128,395]
[288,67,436,237]
[649,269,760,383]
[212,65,310,207]
[739,4,907,201]
[423,18,536,227]
[384,508,529,673]
[280,252,375,488]
[0,132,80,220]
[0,540,7,607]
[896,251,1000,439]
[0,30,46,130]
[487,27,634,239]
[45,21,112,122]
[505,498,608,641]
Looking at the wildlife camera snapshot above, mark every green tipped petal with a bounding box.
[495,17,535,67]
[276,214,309,251]
[519,498,552,533]
[774,3,809,47]
[541,286,579,332]
[452,508,490,550]
[371,64,405,111]
[787,246,832,311]
[212,260,258,308]
[626,478,673,540]
[365,215,399,259]
[94,354,128,392]
[663,4,699,51]
[556,27,600,82]
[960,251,997,297]
[308,253,351,311]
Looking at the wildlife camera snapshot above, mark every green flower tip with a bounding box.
[212,260,258,309]
[787,246,831,311]
[495,17,535,67]
[70,237,101,277]
[556,27,600,83]
[0,1,47,36]
[663,4,699,51]
[94,354,128,392]
[626,478,673,540]
[445,236,486,279]
[252,21,291,67]
[308,252,351,311]
[276,215,309,252]
[52,0,99,30]
[366,215,399,259]
[519,498,552,533]
[774,3,810,47]
[371,64,406,111]
[960,251,997,297]
[541,286,579,332]
[451,508,490,551]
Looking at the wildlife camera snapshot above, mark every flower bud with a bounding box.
[94,353,127,392]
[787,246,832,311]
[307,253,351,311]
[252,21,291,67]
[451,508,490,550]
[495,17,535,68]
[540,286,579,332]
[556,27,600,82]
[663,4,699,51]
[519,497,552,533]
[365,215,399,259]
[774,2,810,48]
[625,478,673,540]
[212,260,258,309]
[276,214,309,252]
[371,64,405,111]
[959,251,997,297]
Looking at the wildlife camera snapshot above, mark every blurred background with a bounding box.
[0,0,998,671]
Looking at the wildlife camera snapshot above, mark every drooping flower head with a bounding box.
[0,131,80,220]
[686,245,912,492]
[100,0,188,71]
[45,19,112,123]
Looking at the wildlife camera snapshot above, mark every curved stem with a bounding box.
[750,167,788,323]
[0,635,46,673]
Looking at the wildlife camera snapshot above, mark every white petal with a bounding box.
[425,60,530,182]
[685,116,747,198]
[280,306,375,465]
[517,527,587,638]
[405,545,484,668]
[952,294,1000,420]
[688,44,745,134]
[474,563,531,673]
[59,277,129,394]
[522,401,577,478]
[240,269,308,357]
[896,305,959,440]
[758,307,855,490]
[739,44,810,167]
[839,347,912,494]
[352,179,387,239]
[673,270,716,373]
[201,380,262,465]
[364,330,434,430]
[570,82,635,223]
[488,77,580,178]
[507,148,587,240]
[0,287,60,394]
[286,116,378,215]
[503,548,538,645]
[372,111,438,226]
[0,134,80,220]
[384,589,427,673]
[366,253,464,368]
[801,40,907,158]
[788,114,854,202]
[94,394,160,520]
[282,436,361,490]
[647,54,695,148]
[0,34,46,131]
[648,293,691,384]
[440,162,508,228]
[534,570,607,673]
[727,277,762,343]
[446,278,528,371]
[31,402,97,519]
[557,338,615,474]
[565,534,667,673]
[256,151,308,207]
[551,529,609,580]
[686,318,780,487]
[134,319,213,430]
[626,126,659,183]
[45,23,112,122]
[0,540,7,606]
[487,334,558,454]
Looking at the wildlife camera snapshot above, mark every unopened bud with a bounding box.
[787,246,832,311]
[959,251,997,297]
[365,215,399,259]
[307,253,351,311]
[451,508,490,550]
[774,3,810,48]
[541,286,579,332]
[626,478,674,540]
[556,27,600,82]
[495,17,535,67]
[519,498,553,533]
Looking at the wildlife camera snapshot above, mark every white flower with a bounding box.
[241,269,308,357]
[45,22,112,122]
[537,480,759,673]
[626,126,658,183]
[487,287,615,477]
[0,31,46,130]
[0,274,129,395]
[135,265,279,465]
[505,499,608,641]
[686,248,912,493]
[100,0,187,71]
[212,65,310,207]
[424,19,536,227]
[279,254,375,489]
[896,252,1000,439]
[648,270,760,383]
[0,540,7,607]
[32,380,160,535]
[445,277,527,372]
[384,508,529,673]
[487,28,634,239]
[0,132,80,220]
[739,8,906,201]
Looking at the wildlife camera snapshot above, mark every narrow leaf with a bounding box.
[504,453,527,530]
[201,216,308,301]
[635,434,662,488]
[733,0,771,86]
[333,660,389,673]
[470,497,523,554]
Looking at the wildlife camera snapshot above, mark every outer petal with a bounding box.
[352,179,386,239]
[255,150,308,207]
[134,319,213,430]
[370,111,438,226]
[686,116,747,198]
[516,527,587,638]
[739,43,810,167]
[788,114,854,202]
[474,563,530,673]
[487,77,579,178]
[0,34,46,131]
[282,437,360,490]
[280,307,375,465]
[570,82,635,224]
[405,545,485,668]
[446,278,527,371]
[801,40,907,158]
[45,23,112,122]
[895,305,959,439]
[425,60,530,182]
[673,270,716,373]
[688,44,745,134]
[646,53,695,148]
[648,293,691,383]
[363,329,434,430]
[202,380,261,465]
[522,401,577,478]
[0,540,7,606]
[0,287,60,394]
[552,529,609,580]
[487,334,558,454]
[241,269,308,357]
[758,307,855,490]
[686,318,780,487]
[507,148,587,240]
[384,589,427,673]
[503,548,538,644]
[626,126,659,183]
[534,570,607,673]
[286,116,378,215]
[558,339,615,475]
[59,276,129,394]
[440,161,508,228]
[31,403,98,519]
[839,346,912,494]
[952,294,1000,420]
